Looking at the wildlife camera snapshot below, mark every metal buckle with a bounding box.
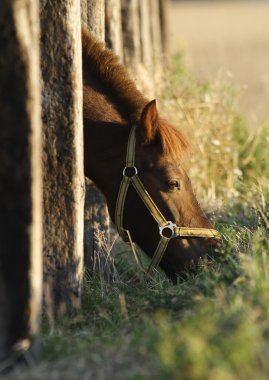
[159,221,177,238]
[123,166,138,178]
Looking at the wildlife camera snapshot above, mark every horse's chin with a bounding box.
[160,237,219,283]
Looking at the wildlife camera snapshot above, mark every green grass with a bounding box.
[35,189,269,379]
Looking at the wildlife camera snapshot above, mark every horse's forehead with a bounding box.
[140,156,182,173]
[140,144,175,160]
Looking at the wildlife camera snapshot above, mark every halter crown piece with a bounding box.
[115,125,221,275]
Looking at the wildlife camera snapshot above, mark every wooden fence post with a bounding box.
[82,1,111,279]
[150,0,163,80]
[0,0,42,369]
[84,179,111,278]
[40,0,84,318]
[159,0,169,55]
[87,0,105,41]
[139,0,153,70]
[105,0,124,62]
[81,0,88,26]
[121,0,155,97]
[121,0,142,70]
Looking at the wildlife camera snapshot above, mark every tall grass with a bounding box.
[159,54,269,205]
[8,58,269,379]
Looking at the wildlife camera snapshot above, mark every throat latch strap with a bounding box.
[115,125,221,275]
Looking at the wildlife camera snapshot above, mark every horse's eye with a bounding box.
[167,179,180,192]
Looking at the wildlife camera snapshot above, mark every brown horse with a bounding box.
[82,27,220,281]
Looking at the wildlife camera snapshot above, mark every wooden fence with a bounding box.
[0,0,168,371]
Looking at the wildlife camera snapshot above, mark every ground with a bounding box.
[169,0,269,125]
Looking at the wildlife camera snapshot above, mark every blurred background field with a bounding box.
[168,0,269,125]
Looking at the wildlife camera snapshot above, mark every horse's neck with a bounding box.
[83,86,131,196]
[82,53,144,202]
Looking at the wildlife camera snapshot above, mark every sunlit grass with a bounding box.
[8,188,266,379]
[36,199,269,379]
[159,57,269,205]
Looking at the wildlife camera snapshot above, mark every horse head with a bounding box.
[112,100,220,281]
[82,27,220,281]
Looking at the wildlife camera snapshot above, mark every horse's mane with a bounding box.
[82,27,189,161]
[82,26,147,121]
[156,120,190,162]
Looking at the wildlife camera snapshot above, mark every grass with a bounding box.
[18,200,267,380]
[7,58,269,379]
[160,54,269,204]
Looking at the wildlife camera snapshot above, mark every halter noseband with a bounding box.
[115,125,220,275]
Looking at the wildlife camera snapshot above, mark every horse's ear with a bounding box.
[139,99,159,144]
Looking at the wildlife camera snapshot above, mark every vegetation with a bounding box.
[8,58,269,380]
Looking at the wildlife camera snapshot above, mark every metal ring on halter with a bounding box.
[159,221,177,239]
[123,166,138,178]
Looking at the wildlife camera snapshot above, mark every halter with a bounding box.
[115,125,220,275]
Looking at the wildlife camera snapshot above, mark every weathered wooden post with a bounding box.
[150,0,163,81]
[139,0,153,70]
[87,0,105,41]
[105,0,124,61]
[40,0,84,317]
[83,0,111,278]
[121,0,142,71]
[121,0,155,97]
[0,0,42,369]
[159,0,169,55]
[84,179,111,278]
[81,0,88,26]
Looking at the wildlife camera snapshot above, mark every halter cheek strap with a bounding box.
[115,125,221,275]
